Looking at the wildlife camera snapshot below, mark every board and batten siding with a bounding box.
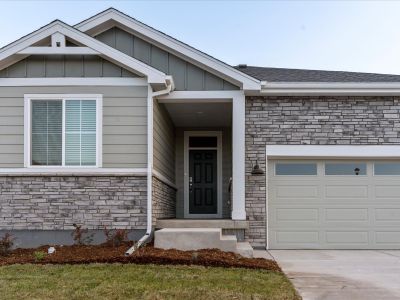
[153,100,175,182]
[0,86,147,168]
[0,55,138,78]
[95,27,239,91]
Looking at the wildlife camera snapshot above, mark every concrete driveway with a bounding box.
[269,250,400,300]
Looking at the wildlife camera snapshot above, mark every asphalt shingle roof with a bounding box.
[235,66,400,82]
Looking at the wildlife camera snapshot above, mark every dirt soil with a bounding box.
[0,243,280,271]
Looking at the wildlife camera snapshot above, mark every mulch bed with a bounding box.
[0,242,281,271]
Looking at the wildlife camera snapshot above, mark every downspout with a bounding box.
[125,76,174,256]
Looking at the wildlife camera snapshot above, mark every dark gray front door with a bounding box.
[189,150,218,214]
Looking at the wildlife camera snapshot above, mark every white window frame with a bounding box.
[24,94,103,168]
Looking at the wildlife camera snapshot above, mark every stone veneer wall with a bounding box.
[0,175,147,230]
[245,96,400,248]
[152,176,176,225]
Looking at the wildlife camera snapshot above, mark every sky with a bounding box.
[1,0,400,75]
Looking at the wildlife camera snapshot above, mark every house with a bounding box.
[1,8,400,254]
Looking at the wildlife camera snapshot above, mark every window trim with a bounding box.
[24,94,103,168]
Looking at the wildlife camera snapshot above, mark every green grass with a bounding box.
[0,264,299,300]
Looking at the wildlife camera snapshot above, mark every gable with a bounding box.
[0,20,168,87]
[95,27,239,91]
[0,55,138,78]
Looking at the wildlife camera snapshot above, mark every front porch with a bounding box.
[151,91,251,255]
[152,91,246,222]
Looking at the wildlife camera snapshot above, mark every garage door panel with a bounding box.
[375,208,400,222]
[325,231,369,244]
[375,232,400,244]
[325,208,368,221]
[375,185,400,198]
[275,231,319,244]
[325,185,368,199]
[269,208,319,228]
[268,160,400,249]
[274,185,319,199]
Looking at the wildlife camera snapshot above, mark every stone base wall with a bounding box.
[0,175,147,231]
[152,176,176,224]
[245,96,400,247]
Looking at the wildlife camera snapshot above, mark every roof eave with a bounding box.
[260,82,400,96]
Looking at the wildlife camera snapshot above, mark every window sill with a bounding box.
[0,168,148,176]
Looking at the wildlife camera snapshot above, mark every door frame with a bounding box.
[184,131,223,218]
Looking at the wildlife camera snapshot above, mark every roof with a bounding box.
[235,65,400,83]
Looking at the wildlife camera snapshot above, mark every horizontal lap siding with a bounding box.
[153,100,175,182]
[0,96,23,167]
[0,86,148,168]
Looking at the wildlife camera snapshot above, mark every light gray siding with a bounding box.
[95,27,240,91]
[153,100,175,182]
[0,86,147,168]
[175,127,232,218]
[0,55,138,78]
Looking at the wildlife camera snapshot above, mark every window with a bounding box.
[325,163,366,175]
[25,95,102,167]
[189,137,217,148]
[374,163,400,175]
[275,163,317,175]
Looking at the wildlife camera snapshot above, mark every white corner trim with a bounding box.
[261,82,400,95]
[152,169,177,189]
[183,131,223,219]
[0,78,147,86]
[146,85,154,233]
[231,92,246,220]
[75,9,261,91]
[0,168,148,176]
[0,21,167,85]
[266,145,400,159]
[24,94,103,168]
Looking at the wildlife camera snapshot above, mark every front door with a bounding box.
[189,150,218,214]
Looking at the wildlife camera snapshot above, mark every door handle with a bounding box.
[189,176,193,192]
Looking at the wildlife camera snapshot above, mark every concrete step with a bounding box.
[154,227,253,257]
[236,242,254,258]
[156,219,249,229]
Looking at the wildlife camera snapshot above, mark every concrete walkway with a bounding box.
[268,250,400,300]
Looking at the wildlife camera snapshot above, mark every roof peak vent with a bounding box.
[237,64,247,68]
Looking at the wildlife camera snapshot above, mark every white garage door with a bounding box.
[268,160,400,249]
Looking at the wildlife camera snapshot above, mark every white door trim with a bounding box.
[184,131,223,219]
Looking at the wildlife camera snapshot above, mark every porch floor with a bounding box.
[155,219,249,229]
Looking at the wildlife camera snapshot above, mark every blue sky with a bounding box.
[1,1,400,74]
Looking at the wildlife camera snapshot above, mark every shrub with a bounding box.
[0,233,15,256]
[33,251,47,261]
[72,224,94,245]
[103,227,129,247]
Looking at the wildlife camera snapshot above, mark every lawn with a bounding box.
[0,264,299,300]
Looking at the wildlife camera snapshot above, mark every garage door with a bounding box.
[268,160,400,249]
